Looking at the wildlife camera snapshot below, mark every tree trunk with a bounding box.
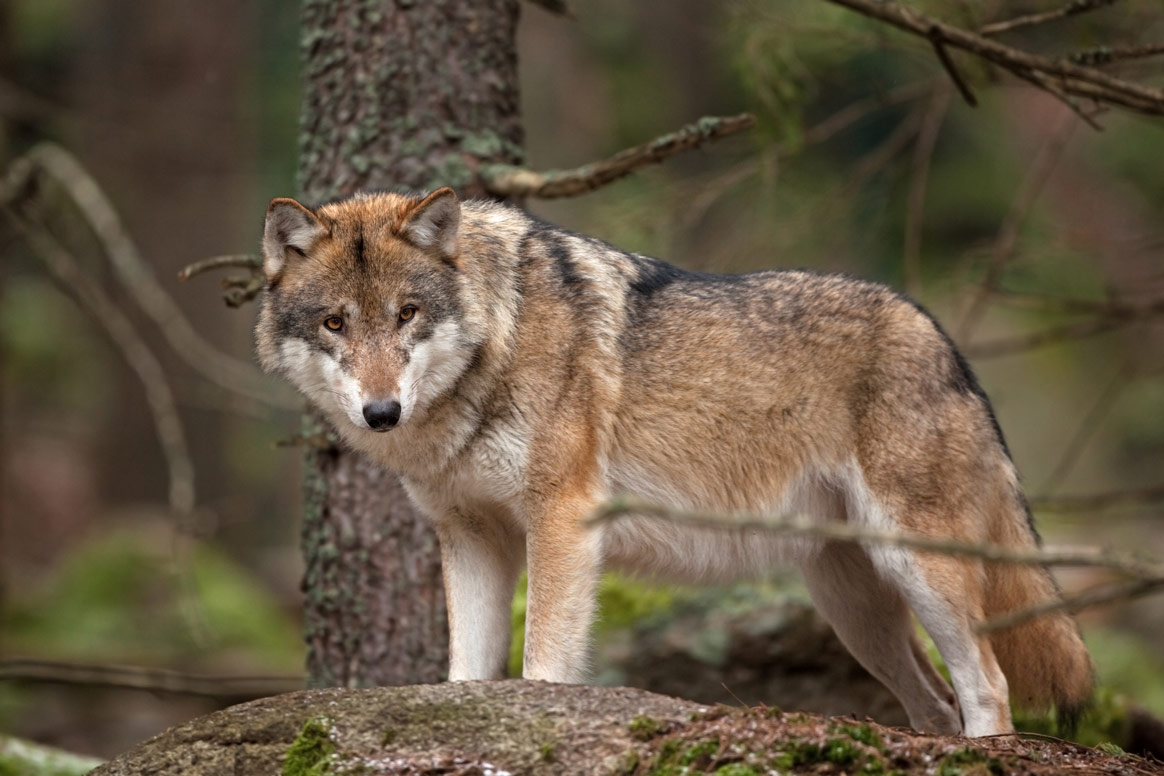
[297,0,524,687]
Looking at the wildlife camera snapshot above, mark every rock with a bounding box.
[90,682,1161,775]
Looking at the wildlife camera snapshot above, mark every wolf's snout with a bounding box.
[363,400,402,431]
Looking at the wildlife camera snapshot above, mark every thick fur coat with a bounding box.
[256,188,1093,737]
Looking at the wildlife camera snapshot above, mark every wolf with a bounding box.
[255,186,1093,737]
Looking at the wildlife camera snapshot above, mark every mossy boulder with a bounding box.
[89,682,1157,775]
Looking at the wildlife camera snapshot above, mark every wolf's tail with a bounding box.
[984,488,1094,729]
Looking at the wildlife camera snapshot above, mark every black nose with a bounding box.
[362,400,401,430]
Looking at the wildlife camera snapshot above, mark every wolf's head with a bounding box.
[255,188,481,433]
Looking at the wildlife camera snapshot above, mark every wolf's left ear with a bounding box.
[263,198,326,281]
[400,187,461,260]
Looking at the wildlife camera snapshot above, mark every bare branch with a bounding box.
[593,499,1164,633]
[979,578,1164,633]
[0,658,301,699]
[903,83,952,296]
[1032,484,1164,513]
[2,144,290,408]
[481,114,756,199]
[979,0,1120,37]
[177,253,261,281]
[1,200,212,644]
[1068,42,1164,67]
[962,301,1164,358]
[591,498,1164,580]
[2,207,196,518]
[822,0,1164,118]
[957,111,1078,342]
[928,29,978,106]
[1037,361,1133,495]
[521,0,573,17]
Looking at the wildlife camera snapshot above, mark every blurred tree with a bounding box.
[296,0,524,687]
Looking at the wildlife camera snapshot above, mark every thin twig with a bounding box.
[824,0,1164,117]
[2,144,289,407]
[962,307,1159,358]
[590,498,1164,580]
[1037,361,1133,496]
[903,83,952,296]
[481,114,756,199]
[1068,42,1164,67]
[978,578,1164,633]
[1032,484,1164,513]
[979,0,1120,37]
[802,81,934,148]
[928,27,978,106]
[0,658,302,699]
[177,253,261,281]
[957,111,1078,342]
[593,499,1164,633]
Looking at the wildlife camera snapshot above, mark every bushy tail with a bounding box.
[984,498,1095,730]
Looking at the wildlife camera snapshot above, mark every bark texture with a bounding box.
[297,0,524,687]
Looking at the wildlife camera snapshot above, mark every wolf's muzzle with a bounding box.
[363,400,402,431]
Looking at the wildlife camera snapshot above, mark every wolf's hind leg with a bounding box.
[862,529,1013,737]
[801,540,961,734]
[436,516,523,681]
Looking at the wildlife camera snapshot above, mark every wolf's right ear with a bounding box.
[400,187,461,260]
[263,198,325,281]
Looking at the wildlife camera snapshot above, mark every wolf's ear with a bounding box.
[263,198,325,281]
[400,187,461,260]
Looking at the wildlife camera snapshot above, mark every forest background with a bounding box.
[1,0,1162,761]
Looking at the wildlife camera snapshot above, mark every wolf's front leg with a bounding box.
[435,516,523,681]
[522,489,604,683]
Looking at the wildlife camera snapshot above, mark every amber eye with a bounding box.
[323,316,344,332]
[399,306,416,323]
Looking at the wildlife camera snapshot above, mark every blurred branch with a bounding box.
[979,0,1120,37]
[178,253,266,308]
[1038,361,1133,495]
[903,83,952,296]
[0,207,196,519]
[1032,484,1164,513]
[522,0,573,17]
[822,0,1164,119]
[591,498,1162,578]
[2,143,292,408]
[1,188,212,645]
[481,113,756,199]
[593,498,1164,632]
[957,111,1078,342]
[962,298,1164,358]
[979,578,1164,633]
[0,658,301,700]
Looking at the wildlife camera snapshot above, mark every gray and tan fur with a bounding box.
[256,187,1093,737]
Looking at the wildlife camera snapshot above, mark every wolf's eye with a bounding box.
[399,306,416,323]
[323,316,344,332]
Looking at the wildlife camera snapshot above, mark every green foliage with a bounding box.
[935,748,1003,776]
[629,715,664,741]
[2,528,302,669]
[0,735,103,776]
